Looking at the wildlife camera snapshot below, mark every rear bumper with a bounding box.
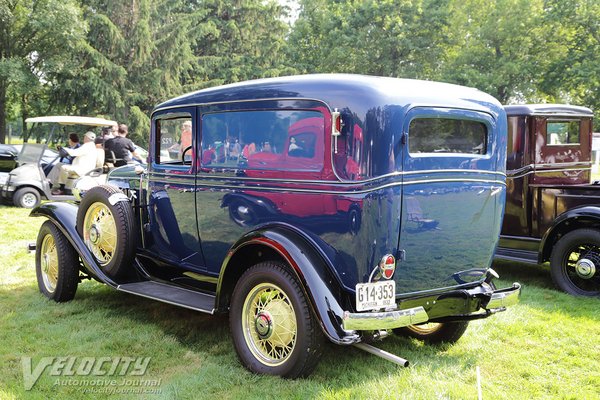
[342,282,521,331]
[1,184,14,201]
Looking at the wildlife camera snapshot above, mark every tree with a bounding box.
[287,0,452,79]
[191,0,295,86]
[0,0,86,143]
[540,0,600,112]
[441,0,554,103]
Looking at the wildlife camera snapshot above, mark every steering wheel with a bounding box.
[57,146,69,158]
[181,146,193,162]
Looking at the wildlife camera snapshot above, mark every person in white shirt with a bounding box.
[48,131,99,195]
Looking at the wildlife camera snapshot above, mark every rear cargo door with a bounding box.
[397,107,502,296]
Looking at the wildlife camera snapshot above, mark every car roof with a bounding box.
[25,116,117,127]
[153,74,503,118]
[504,104,594,117]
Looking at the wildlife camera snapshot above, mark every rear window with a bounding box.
[409,118,487,155]
[547,120,580,145]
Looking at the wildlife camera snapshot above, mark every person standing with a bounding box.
[104,124,142,167]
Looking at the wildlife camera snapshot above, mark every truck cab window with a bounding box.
[547,120,580,145]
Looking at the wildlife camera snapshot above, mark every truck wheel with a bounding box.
[394,321,469,344]
[14,187,41,208]
[35,221,79,302]
[76,185,136,281]
[229,262,324,378]
[550,229,600,296]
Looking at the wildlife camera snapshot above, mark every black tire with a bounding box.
[76,185,136,280]
[229,262,324,378]
[550,229,600,296]
[35,221,79,302]
[13,187,41,208]
[394,321,469,344]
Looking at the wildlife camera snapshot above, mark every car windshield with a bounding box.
[18,144,46,165]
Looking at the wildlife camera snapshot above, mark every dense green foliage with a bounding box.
[3,0,600,145]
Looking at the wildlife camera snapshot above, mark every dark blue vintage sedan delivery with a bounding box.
[31,74,520,378]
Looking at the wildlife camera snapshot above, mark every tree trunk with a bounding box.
[21,94,29,143]
[0,82,6,144]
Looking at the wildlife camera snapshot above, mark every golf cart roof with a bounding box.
[25,116,116,127]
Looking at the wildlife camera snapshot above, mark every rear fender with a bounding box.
[30,202,118,287]
[217,224,358,345]
[540,205,600,262]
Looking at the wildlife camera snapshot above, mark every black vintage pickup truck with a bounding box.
[496,104,600,297]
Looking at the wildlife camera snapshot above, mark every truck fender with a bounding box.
[30,202,118,287]
[216,224,359,345]
[540,205,600,262]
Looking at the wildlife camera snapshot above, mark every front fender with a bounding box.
[217,224,359,345]
[30,202,118,287]
[540,205,600,262]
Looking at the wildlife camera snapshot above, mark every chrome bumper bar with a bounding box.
[343,306,429,331]
[342,282,521,331]
[485,282,521,309]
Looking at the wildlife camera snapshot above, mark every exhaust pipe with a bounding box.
[353,342,409,367]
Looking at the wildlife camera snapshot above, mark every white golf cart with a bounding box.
[1,116,116,208]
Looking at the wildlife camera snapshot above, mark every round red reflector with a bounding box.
[380,254,396,280]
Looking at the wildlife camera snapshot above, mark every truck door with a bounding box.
[397,108,503,295]
[145,107,206,279]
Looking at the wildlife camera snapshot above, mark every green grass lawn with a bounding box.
[1,204,599,399]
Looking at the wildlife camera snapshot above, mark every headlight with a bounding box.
[0,173,8,186]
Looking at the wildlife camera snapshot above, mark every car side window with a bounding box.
[155,115,193,164]
[409,118,487,155]
[201,110,324,171]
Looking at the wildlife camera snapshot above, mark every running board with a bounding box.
[353,342,409,367]
[117,281,216,314]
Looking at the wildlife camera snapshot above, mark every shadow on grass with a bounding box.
[492,259,554,290]
[3,266,598,397]
[1,280,479,391]
[492,259,600,320]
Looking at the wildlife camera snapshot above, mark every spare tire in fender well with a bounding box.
[76,185,138,281]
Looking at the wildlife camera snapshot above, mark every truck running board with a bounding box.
[117,281,216,314]
[353,342,409,367]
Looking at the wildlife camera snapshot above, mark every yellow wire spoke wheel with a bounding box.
[35,221,80,302]
[242,283,297,367]
[76,185,137,280]
[39,234,59,293]
[82,202,117,266]
[230,262,324,378]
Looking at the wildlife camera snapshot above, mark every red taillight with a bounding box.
[380,254,396,280]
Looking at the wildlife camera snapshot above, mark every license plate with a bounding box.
[355,281,396,312]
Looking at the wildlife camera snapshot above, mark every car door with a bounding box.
[145,107,206,278]
[397,107,503,295]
